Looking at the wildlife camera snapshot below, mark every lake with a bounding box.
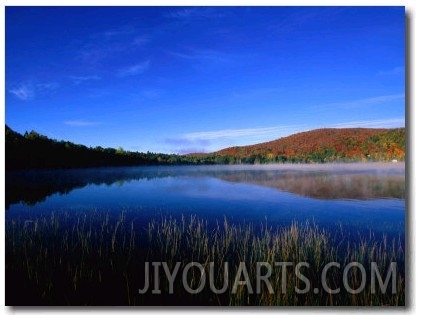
[6,163,405,233]
[6,163,405,236]
[5,162,406,306]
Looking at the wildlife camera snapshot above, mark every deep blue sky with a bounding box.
[6,6,405,154]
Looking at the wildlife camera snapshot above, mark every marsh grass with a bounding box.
[5,211,404,306]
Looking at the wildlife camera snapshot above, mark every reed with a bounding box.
[5,210,404,306]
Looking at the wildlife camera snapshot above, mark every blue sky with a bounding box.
[6,6,405,154]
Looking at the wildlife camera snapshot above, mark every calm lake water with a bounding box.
[6,163,405,238]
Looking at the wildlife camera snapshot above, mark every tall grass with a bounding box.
[146,216,404,306]
[5,211,404,306]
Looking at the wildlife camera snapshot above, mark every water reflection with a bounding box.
[6,163,405,210]
[216,172,404,200]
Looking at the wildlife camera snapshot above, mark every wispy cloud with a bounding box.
[166,7,225,20]
[267,8,324,35]
[75,26,150,65]
[85,88,112,99]
[267,7,345,37]
[232,87,282,98]
[168,49,230,63]
[69,75,101,85]
[8,83,34,100]
[165,137,211,146]
[8,81,60,100]
[131,35,149,46]
[64,120,100,127]
[117,60,150,77]
[102,26,135,39]
[166,49,237,73]
[164,137,211,155]
[313,93,405,111]
[166,8,198,19]
[177,147,208,155]
[183,125,305,141]
[378,66,404,76]
[141,88,163,99]
[36,82,60,90]
[330,118,405,128]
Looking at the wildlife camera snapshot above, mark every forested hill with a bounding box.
[211,128,405,164]
[5,125,405,170]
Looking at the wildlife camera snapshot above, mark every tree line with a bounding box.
[5,125,205,170]
[5,125,405,171]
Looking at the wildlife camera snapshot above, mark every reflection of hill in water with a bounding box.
[215,172,405,200]
[6,165,405,209]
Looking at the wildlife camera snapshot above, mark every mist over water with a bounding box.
[182,162,405,174]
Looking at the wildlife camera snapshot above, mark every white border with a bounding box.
[1,1,420,314]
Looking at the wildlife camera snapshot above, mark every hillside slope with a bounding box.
[211,128,405,163]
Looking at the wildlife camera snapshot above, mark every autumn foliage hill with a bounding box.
[210,128,405,163]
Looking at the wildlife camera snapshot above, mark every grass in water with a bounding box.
[5,210,404,306]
